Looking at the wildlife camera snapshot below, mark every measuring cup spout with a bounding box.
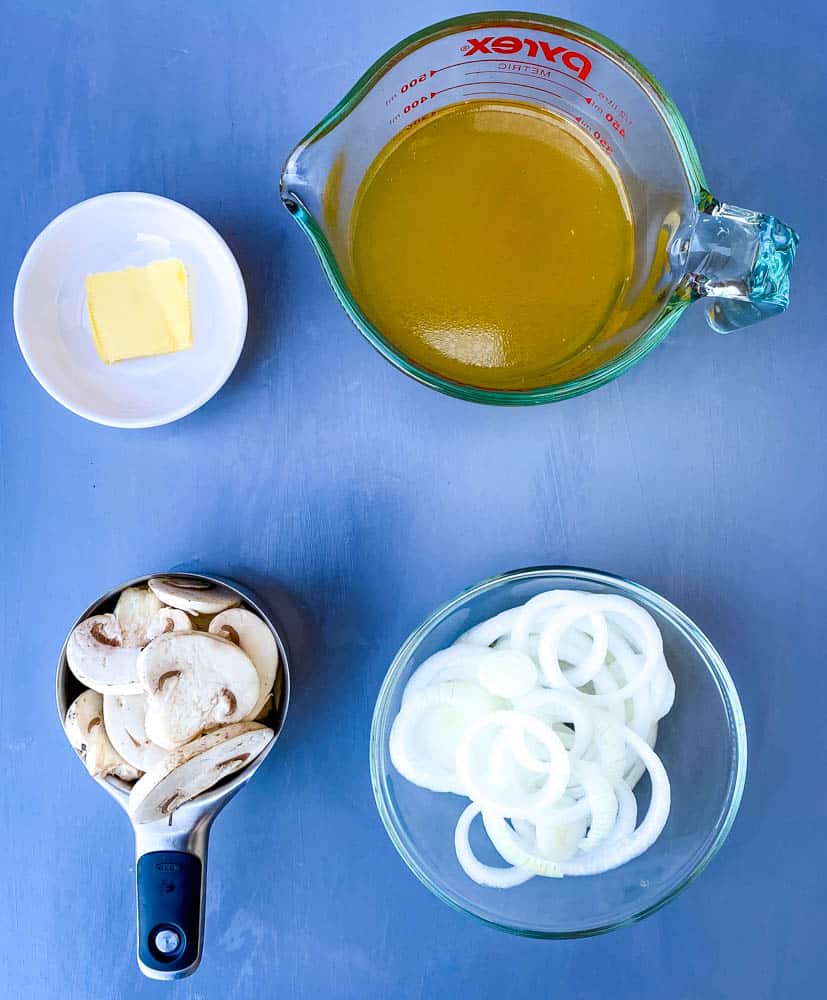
[280,147,310,215]
[678,199,799,332]
[280,134,330,222]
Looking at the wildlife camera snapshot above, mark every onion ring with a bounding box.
[456,711,570,819]
[454,802,534,888]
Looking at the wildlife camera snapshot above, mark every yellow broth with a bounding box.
[349,100,635,390]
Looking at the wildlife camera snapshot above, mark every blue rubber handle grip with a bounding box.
[137,851,203,974]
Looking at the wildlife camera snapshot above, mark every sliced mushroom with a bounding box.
[144,607,193,642]
[128,722,274,823]
[270,668,285,719]
[138,631,260,749]
[188,612,218,631]
[113,586,163,647]
[66,614,142,694]
[208,609,279,720]
[148,576,241,615]
[251,670,285,722]
[65,689,141,782]
[103,692,167,772]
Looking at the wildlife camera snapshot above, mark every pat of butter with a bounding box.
[85,258,192,364]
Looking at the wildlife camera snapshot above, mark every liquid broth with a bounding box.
[349,100,634,390]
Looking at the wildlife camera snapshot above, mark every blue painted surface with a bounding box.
[0,1,823,996]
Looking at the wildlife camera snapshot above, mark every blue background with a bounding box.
[1,1,823,997]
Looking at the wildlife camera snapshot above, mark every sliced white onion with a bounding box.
[535,796,589,861]
[455,608,520,647]
[389,588,675,889]
[606,626,654,734]
[652,656,676,719]
[536,601,610,689]
[583,708,628,782]
[589,662,628,723]
[456,711,570,819]
[477,649,538,700]
[488,730,539,792]
[512,798,588,863]
[454,802,534,888]
[538,596,663,704]
[606,779,639,844]
[510,817,536,846]
[624,721,658,790]
[554,729,669,875]
[389,681,501,794]
[402,646,493,705]
[571,759,618,851]
[512,688,595,760]
[481,810,565,878]
[509,590,586,651]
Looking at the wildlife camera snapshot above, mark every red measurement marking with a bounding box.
[402,94,429,114]
[464,68,583,99]
[598,92,632,124]
[431,80,561,101]
[463,89,561,109]
[575,111,625,140]
[571,117,614,155]
[430,58,596,90]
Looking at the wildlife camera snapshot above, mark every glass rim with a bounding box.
[369,565,748,938]
[282,10,708,404]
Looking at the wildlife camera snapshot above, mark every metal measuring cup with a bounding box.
[55,572,290,980]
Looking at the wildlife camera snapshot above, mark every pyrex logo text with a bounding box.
[462,36,592,81]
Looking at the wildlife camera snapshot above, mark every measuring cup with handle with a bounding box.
[56,573,290,980]
[281,11,799,404]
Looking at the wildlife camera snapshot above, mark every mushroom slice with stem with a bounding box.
[144,607,193,642]
[113,587,164,647]
[65,689,141,782]
[138,632,260,749]
[66,614,142,694]
[103,693,167,772]
[209,609,279,720]
[128,722,274,824]
[147,576,241,615]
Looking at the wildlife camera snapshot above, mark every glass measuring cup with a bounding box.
[281,11,799,404]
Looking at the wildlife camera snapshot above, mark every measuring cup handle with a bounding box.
[679,199,799,332]
[133,818,212,980]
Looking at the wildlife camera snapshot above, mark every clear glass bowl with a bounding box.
[370,567,747,937]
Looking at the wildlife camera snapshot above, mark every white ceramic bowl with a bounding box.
[13,192,247,428]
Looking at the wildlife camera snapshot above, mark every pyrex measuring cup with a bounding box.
[281,11,799,404]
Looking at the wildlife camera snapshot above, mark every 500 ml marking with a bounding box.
[385,73,432,117]
[401,73,427,93]
[386,72,428,106]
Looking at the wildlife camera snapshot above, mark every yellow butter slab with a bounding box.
[85,258,192,364]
